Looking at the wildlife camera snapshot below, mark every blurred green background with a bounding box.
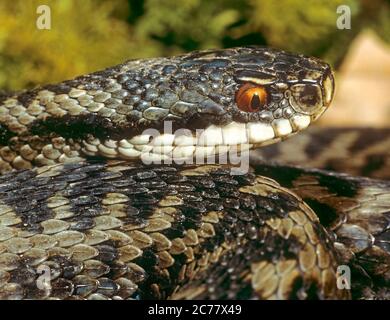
[0,0,389,91]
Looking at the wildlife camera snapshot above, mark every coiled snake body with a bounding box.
[0,47,389,300]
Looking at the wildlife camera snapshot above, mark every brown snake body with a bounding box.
[0,47,389,300]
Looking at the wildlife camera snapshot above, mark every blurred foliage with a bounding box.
[0,0,389,90]
[133,0,244,54]
[246,0,360,63]
[0,0,157,90]
[366,0,390,43]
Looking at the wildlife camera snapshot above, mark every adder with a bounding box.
[0,47,389,300]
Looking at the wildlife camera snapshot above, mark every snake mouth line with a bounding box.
[81,114,313,163]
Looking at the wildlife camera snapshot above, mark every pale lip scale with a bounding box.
[82,115,313,163]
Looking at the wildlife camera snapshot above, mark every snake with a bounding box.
[0,46,389,300]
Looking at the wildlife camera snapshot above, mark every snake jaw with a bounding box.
[100,116,314,163]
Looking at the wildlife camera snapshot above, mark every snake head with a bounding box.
[18,47,334,165]
[209,46,335,144]
[107,46,335,161]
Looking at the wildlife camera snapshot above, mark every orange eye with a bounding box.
[235,83,268,112]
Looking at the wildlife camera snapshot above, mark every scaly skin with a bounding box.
[1,47,388,300]
[0,47,333,172]
[0,162,348,300]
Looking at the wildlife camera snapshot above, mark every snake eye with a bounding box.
[235,83,267,113]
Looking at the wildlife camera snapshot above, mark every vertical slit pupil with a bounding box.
[251,94,261,111]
